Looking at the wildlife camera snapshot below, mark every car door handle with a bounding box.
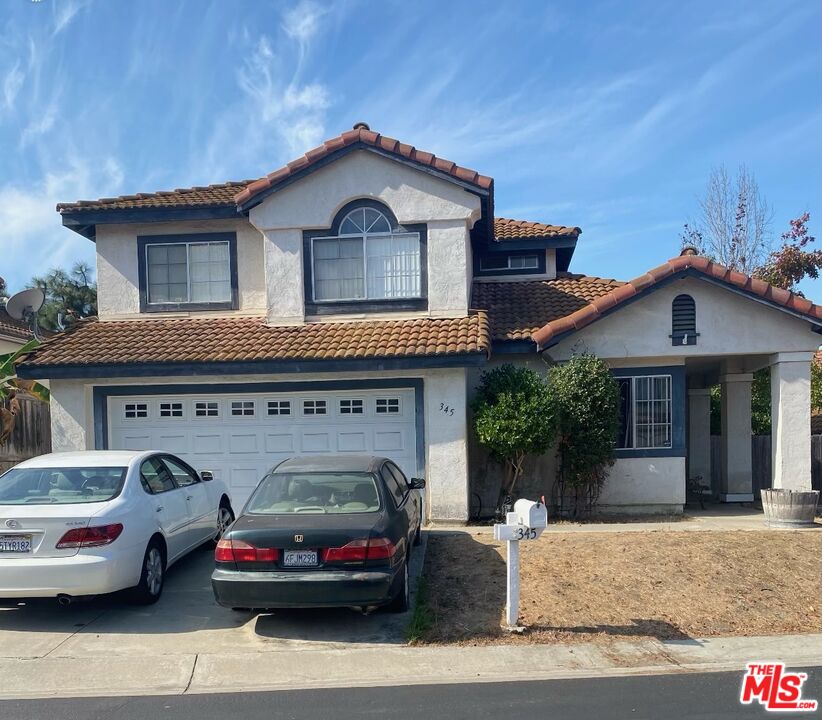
[186,495,193,501]
[156,506,164,512]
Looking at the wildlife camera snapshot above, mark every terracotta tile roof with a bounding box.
[56,181,253,213]
[18,313,490,370]
[234,124,493,208]
[472,274,624,342]
[0,307,32,342]
[532,254,822,349]
[56,124,493,214]
[493,217,580,241]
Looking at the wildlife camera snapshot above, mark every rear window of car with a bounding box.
[246,472,381,514]
[0,467,127,505]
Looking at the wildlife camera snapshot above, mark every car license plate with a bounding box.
[0,535,32,553]
[282,550,318,567]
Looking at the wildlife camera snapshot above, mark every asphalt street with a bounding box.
[2,668,820,720]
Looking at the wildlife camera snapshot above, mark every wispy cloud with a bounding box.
[52,0,86,37]
[2,60,23,111]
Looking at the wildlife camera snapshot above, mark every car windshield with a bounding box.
[0,467,127,505]
[246,472,381,514]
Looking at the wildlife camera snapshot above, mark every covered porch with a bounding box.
[685,351,817,502]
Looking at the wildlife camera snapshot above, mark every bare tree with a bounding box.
[683,165,773,273]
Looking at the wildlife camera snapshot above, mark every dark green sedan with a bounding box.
[211,455,424,613]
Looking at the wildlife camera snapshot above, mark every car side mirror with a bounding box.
[200,470,214,482]
[410,477,425,490]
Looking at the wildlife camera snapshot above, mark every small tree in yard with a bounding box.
[472,364,557,514]
[549,354,619,517]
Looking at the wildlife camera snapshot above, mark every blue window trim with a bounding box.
[137,232,239,313]
[610,365,686,458]
[93,378,426,473]
[302,198,428,316]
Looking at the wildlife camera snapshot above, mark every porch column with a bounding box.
[687,388,712,495]
[770,352,814,491]
[719,373,753,502]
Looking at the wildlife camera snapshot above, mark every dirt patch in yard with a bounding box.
[417,529,822,644]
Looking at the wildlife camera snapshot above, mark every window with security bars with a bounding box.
[159,402,184,418]
[231,400,255,417]
[146,241,230,304]
[671,294,697,345]
[312,207,421,301]
[194,401,219,418]
[267,400,291,416]
[303,400,327,416]
[124,402,148,419]
[616,376,672,449]
[375,398,400,414]
[339,399,364,415]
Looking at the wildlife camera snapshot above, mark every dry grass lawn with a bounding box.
[417,529,822,644]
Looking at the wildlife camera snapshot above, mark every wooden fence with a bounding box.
[710,434,822,498]
[0,395,52,473]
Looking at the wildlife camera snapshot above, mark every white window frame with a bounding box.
[145,240,231,305]
[310,210,421,302]
[303,399,327,416]
[617,375,672,450]
[124,402,149,420]
[267,400,291,416]
[194,401,220,418]
[230,400,255,417]
[479,254,540,272]
[375,397,401,415]
[339,398,365,415]
[158,401,184,419]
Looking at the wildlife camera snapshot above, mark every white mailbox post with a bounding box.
[493,498,548,628]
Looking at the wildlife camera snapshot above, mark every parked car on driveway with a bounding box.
[211,455,424,613]
[0,450,234,605]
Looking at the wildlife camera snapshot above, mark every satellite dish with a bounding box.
[5,288,45,341]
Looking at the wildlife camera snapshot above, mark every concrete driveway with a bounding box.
[0,536,426,663]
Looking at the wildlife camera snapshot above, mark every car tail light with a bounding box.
[56,523,124,549]
[215,538,278,563]
[322,537,397,563]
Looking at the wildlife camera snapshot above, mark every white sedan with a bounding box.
[0,450,234,605]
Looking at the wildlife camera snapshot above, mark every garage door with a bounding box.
[108,388,418,508]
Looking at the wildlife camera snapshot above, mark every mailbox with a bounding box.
[513,499,548,529]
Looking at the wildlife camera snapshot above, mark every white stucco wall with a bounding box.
[0,337,25,354]
[48,367,471,522]
[598,457,686,513]
[549,277,821,363]
[249,150,482,321]
[95,219,266,319]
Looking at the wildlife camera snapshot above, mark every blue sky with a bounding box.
[1,0,820,298]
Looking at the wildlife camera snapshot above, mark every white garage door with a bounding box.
[108,388,418,508]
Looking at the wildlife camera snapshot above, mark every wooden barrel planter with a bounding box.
[761,489,820,528]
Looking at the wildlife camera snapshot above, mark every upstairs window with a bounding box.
[671,294,697,346]
[479,254,540,272]
[311,207,421,302]
[147,241,230,304]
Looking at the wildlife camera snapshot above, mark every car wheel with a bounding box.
[131,540,166,605]
[213,503,235,543]
[387,559,410,613]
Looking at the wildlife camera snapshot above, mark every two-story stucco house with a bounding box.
[17,124,822,521]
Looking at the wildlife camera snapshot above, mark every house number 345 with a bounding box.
[439,403,455,417]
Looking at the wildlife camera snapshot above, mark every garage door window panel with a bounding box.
[339,399,364,415]
[267,400,291,416]
[194,401,219,418]
[159,401,184,418]
[376,397,401,414]
[303,400,327,416]
[231,400,255,417]
[124,402,148,420]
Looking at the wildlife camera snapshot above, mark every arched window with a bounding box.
[311,203,422,302]
[671,294,697,345]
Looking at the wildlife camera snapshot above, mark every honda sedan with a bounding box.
[211,455,424,613]
[0,450,234,604]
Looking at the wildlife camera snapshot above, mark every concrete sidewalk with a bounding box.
[0,631,819,699]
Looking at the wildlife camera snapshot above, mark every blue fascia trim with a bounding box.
[18,352,488,380]
[491,339,537,355]
[485,237,577,252]
[540,269,822,349]
[93,378,427,472]
[61,206,241,240]
[611,365,686,459]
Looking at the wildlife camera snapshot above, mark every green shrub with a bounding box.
[549,353,619,516]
